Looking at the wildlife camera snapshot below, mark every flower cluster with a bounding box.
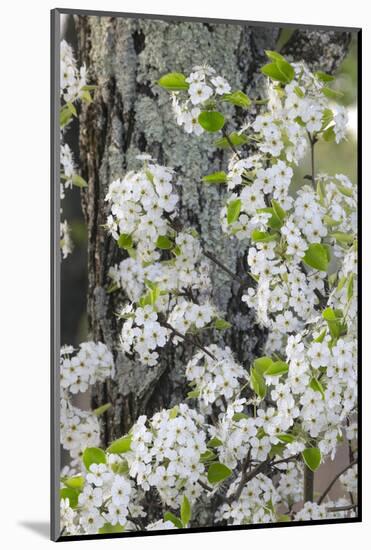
[217,473,280,525]
[60,39,87,104]
[171,65,231,135]
[125,404,207,507]
[60,343,115,459]
[186,345,246,405]
[105,161,178,263]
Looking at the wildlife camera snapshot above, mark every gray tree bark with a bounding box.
[74,15,351,452]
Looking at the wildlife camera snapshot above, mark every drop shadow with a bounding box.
[18,521,49,539]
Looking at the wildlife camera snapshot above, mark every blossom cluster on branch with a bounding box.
[59,43,358,536]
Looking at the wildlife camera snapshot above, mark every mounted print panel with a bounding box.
[51,8,361,541]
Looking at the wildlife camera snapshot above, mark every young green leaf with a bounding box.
[221,90,251,108]
[321,87,344,100]
[202,171,227,184]
[207,437,223,448]
[156,235,173,249]
[303,243,329,272]
[253,356,273,375]
[301,447,321,472]
[71,175,88,188]
[265,360,289,377]
[309,377,325,399]
[164,512,183,529]
[106,434,133,454]
[63,475,85,491]
[99,523,125,534]
[250,367,267,399]
[82,447,106,470]
[214,132,248,149]
[118,233,133,250]
[158,72,189,91]
[315,71,335,83]
[214,318,232,330]
[60,487,80,509]
[181,495,191,527]
[227,199,241,224]
[198,111,225,132]
[93,403,112,416]
[207,462,232,484]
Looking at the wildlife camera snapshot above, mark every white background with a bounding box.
[0,0,368,547]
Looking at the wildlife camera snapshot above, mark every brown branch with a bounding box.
[221,126,242,160]
[317,459,358,505]
[162,321,217,360]
[326,504,358,513]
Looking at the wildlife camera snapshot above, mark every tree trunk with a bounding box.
[74,14,351,447]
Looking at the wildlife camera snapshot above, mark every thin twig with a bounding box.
[317,459,358,505]
[326,504,358,513]
[162,321,217,360]
[222,127,242,160]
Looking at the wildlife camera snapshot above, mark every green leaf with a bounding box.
[82,447,106,470]
[271,199,286,222]
[93,403,112,416]
[187,389,200,399]
[111,460,129,475]
[156,235,173,249]
[330,232,354,244]
[164,512,183,529]
[261,60,294,83]
[60,487,79,508]
[253,356,273,375]
[321,87,344,100]
[207,437,223,448]
[181,495,191,527]
[169,405,179,419]
[214,318,232,330]
[99,523,125,534]
[71,175,88,188]
[198,111,225,132]
[64,475,85,491]
[214,132,248,149]
[257,207,283,229]
[107,434,132,454]
[60,102,77,127]
[221,90,251,108]
[118,233,133,250]
[200,449,216,463]
[336,183,353,198]
[322,307,341,339]
[323,126,335,142]
[309,377,325,399]
[277,433,295,444]
[250,367,267,399]
[207,462,232,484]
[251,230,277,243]
[314,328,327,343]
[227,199,241,225]
[232,412,249,422]
[294,86,305,98]
[315,71,335,83]
[81,85,98,91]
[347,273,354,301]
[265,50,287,62]
[158,72,189,91]
[202,171,227,184]
[322,108,334,128]
[265,360,289,377]
[81,90,93,104]
[301,447,321,472]
[303,243,329,272]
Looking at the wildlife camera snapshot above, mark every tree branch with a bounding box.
[317,459,358,505]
